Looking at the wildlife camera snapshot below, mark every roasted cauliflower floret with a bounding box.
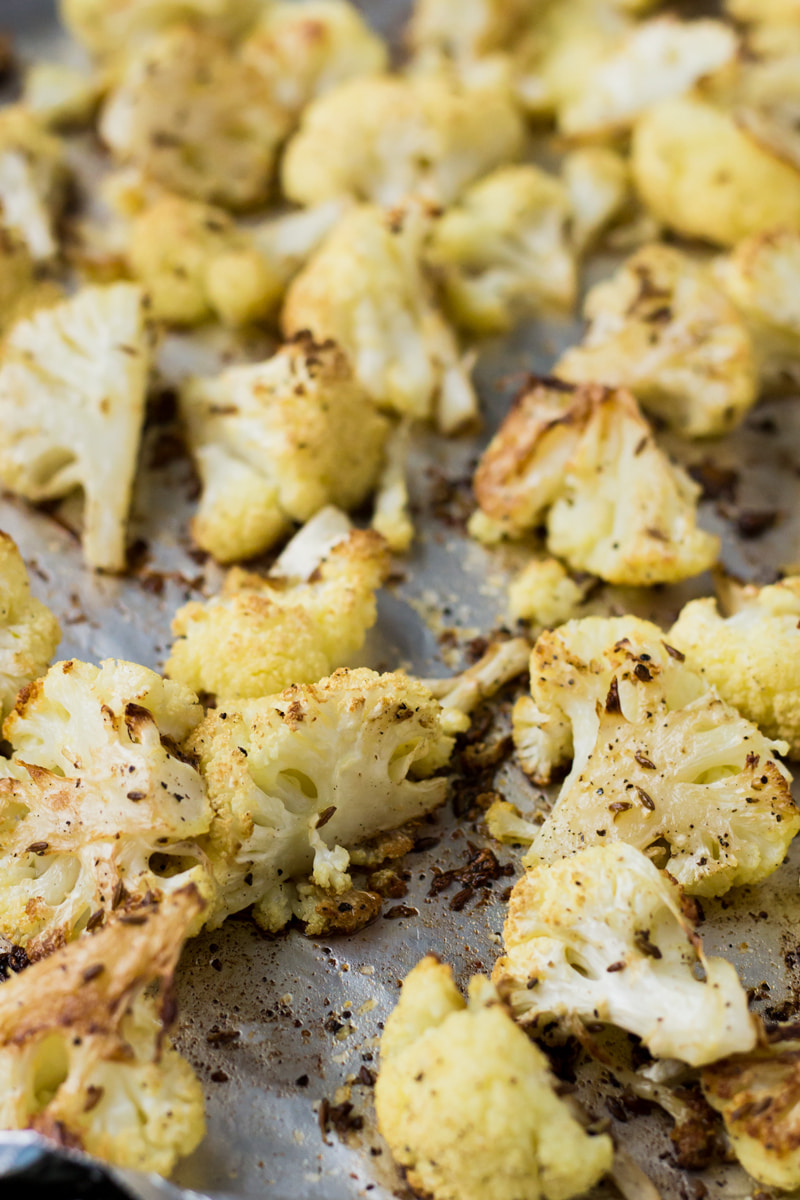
[60,0,260,57]
[185,669,454,929]
[508,558,584,628]
[0,533,60,720]
[0,283,150,573]
[704,1037,800,1191]
[167,526,389,699]
[283,204,477,428]
[22,63,104,130]
[180,337,390,562]
[407,0,540,68]
[562,147,630,253]
[0,226,62,337]
[375,955,613,1200]
[427,164,577,335]
[0,107,69,262]
[281,72,524,208]
[670,578,800,759]
[514,616,799,896]
[717,229,800,388]
[558,243,758,438]
[632,97,800,247]
[473,379,718,585]
[0,658,212,957]
[423,637,532,736]
[493,844,756,1066]
[0,887,205,1176]
[100,26,289,210]
[243,0,387,117]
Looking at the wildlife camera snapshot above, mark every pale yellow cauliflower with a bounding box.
[513,616,799,897]
[283,204,477,429]
[670,578,800,758]
[186,669,454,930]
[180,336,390,562]
[0,226,62,337]
[507,558,584,627]
[0,533,60,719]
[281,71,525,208]
[60,0,260,57]
[100,26,289,210]
[558,243,758,437]
[473,379,718,585]
[427,164,577,335]
[562,147,631,253]
[408,0,541,64]
[166,528,389,700]
[0,107,69,261]
[717,229,800,388]
[375,956,613,1200]
[22,63,105,130]
[0,887,205,1177]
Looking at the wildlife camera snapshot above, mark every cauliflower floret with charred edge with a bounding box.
[281,72,524,209]
[283,203,478,428]
[375,955,613,1200]
[427,164,577,335]
[508,557,584,628]
[632,97,800,247]
[0,107,69,261]
[180,337,390,562]
[184,668,455,930]
[493,844,757,1067]
[0,887,205,1176]
[100,26,289,211]
[0,533,60,720]
[60,0,260,58]
[562,147,631,254]
[670,577,800,759]
[558,243,758,438]
[703,1036,800,1191]
[243,1,388,118]
[0,283,150,573]
[0,658,213,957]
[514,616,799,896]
[473,379,718,585]
[167,526,389,700]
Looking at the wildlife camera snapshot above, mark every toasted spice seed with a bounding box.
[605,678,621,713]
[118,914,148,926]
[662,642,685,662]
[316,806,337,830]
[82,964,104,983]
[634,663,652,683]
[26,842,49,855]
[126,790,146,801]
[634,930,662,959]
[86,910,105,932]
[358,1065,376,1087]
[609,801,632,814]
[635,752,656,770]
[112,880,126,909]
[635,786,656,811]
[606,961,626,973]
[83,1085,104,1113]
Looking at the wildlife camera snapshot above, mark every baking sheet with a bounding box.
[3,3,800,1198]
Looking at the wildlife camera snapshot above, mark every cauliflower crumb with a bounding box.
[670,578,800,758]
[371,421,415,553]
[558,243,758,438]
[180,336,390,563]
[0,282,150,572]
[0,658,213,956]
[508,558,584,627]
[185,668,454,929]
[0,106,69,261]
[375,955,613,1200]
[493,843,757,1066]
[0,887,205,1176]
[473,378,718,585]
[562,146,630,254]
[427,164,577,335]
[100,26,289,210]
[514,615,799,896]
[60,0,260,57]
[283,203,477,426]
[166,528,389,700]
[485,798,539,846]
[0,532,60,719]
[281,71,524,208]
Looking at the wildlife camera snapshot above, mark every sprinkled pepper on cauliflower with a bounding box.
[513,616,799,896]
[557,243,758,438]
[493,843,757,1066]
[283,203,477,429]
[100,25,289,210]
[59,0,260,58]
[375,955,614,1200]
[427,164,577,335]
[473,378,718,585]
[0,658,213,957]
[670,577,800,759]
[185,668,454,932]
[0,533,60,720]
[180,336,390,562]
[0,887,205,1177]
[0,106,69,261]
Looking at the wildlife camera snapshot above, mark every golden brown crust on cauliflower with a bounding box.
[0,532,60,719]
[473,379,718,584]
[0,886,205,1176]
[375,955,614,1200]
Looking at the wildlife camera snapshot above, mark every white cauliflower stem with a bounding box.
[493,844,757,1067]
[0,533,60,719]
[0,283,150,572]
[375,955,613,1200]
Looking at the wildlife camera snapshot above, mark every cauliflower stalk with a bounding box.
[0,887,205,1176]
[557,243,758,438]
[493,844,756,1067]
[514,616,799,896]
[185,668,455,930]
[375,955,614,1200]
[0,283,150,573]
[0,533,60,719]
[473,378,718,585]
[0,658,213,957]
[180,337,390,562]
[0,106,69,261]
